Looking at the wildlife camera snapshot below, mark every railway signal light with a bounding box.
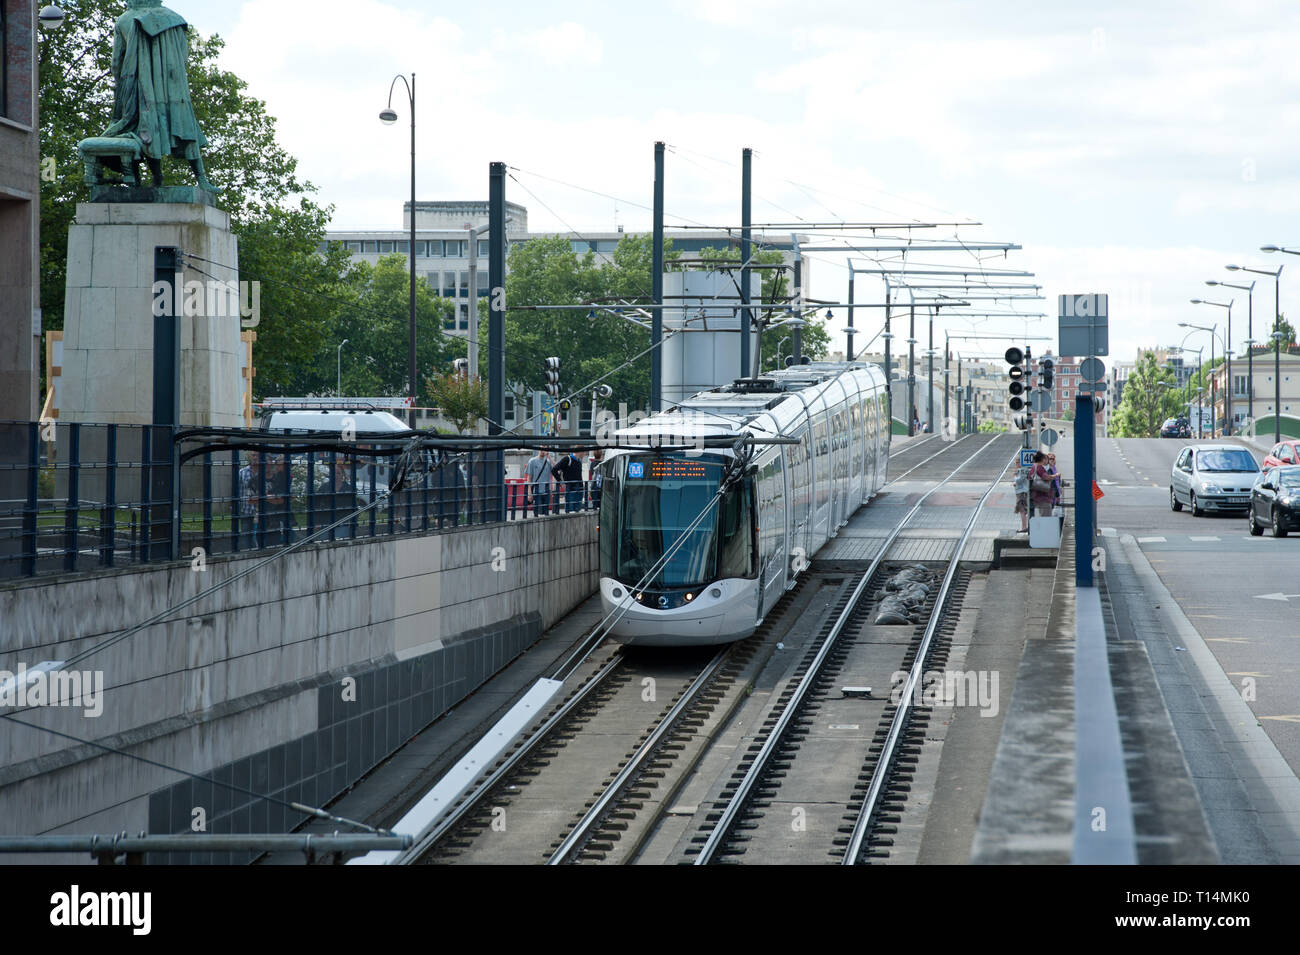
[1038,357,1054,390]
[1006,346,1027,412]
[543,356,561,398]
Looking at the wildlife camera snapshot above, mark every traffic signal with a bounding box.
[1006,346,1026,412]
[543,356,561,398]
[452,357,469,377]
[1038,357,1054,390]
[1012,413,1029,430]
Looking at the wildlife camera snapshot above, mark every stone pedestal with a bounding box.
[59,201,244,426]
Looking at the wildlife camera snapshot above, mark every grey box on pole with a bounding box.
[1059,293,1109,357]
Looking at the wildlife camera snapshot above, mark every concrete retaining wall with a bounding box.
[0,514,597,860]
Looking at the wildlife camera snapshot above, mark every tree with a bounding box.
[1112,353,1181,437]
[503,234,677,412]
[427,371,489,434]
[38,3,347,399]
[978,419,1006,433]
[1271,313,1297,348]
[333,255,455,401]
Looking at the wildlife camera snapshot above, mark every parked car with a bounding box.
[1160,417,1192,439]
[1170,444,1260,515]
[1248,465,1300,537]
[1261,440,1300,470]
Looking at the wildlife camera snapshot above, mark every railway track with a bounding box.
[687,434,1015,864]
[396,433,1018,865]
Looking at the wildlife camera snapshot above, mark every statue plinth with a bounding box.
[89,184,220,207]
[59,201,245,428]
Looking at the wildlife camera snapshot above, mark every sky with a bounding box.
[175,0,1300,371]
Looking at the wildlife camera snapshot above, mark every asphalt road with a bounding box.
[1081,435,1300,774]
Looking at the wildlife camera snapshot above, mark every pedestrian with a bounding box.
[262,454,295,545]
[912,412,921,434]
[589,449,604,511]
[524,449,553,516]
[237,451,260,548]
[1013,460,1031,533]
[317,456,358,540]
[1046,453,1062,512]
[1030,450,1054,518]
[552,449,585,512]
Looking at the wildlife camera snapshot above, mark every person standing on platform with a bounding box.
[1013,460,1031,533]
[552,450,585,513]
[1046,453,1062,512]
[1030,451,1054,517]
[525,449,553,516]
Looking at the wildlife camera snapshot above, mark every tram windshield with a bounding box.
[601,453,753,589]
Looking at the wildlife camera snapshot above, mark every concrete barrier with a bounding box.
[0,513,598,861]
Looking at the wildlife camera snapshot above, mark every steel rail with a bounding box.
[547,645,733,864]
[840,448,1015,864]
[886,433,977,485]
[394,654,624,864]
[693,435,1001,864]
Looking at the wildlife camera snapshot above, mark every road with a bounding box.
[1079,435,1300,774]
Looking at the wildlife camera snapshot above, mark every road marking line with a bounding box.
[1206,637,1250,643]
[1260,715,1300,723]
[1137,536,1167,543]
[1190,536,1220,541]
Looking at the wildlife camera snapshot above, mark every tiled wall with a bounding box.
[146,614,539,864]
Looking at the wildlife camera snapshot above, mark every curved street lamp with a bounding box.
[380,74,417,427]
[38,4,66,30]
[1186,303,1233,435]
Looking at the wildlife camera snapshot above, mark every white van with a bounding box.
[258,408,410,503]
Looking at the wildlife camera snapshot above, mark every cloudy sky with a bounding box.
[177,0,1300,369]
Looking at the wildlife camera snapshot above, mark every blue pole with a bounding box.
[1075,394,1095,587]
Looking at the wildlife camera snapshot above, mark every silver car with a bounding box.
[1170,444,1261,515]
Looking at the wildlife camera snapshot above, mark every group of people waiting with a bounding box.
[237,452,359,547]
[523,449,603,515]
[1014,450,1062,533]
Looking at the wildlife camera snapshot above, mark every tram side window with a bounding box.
[718,479,755,579]
[598,464,620,576]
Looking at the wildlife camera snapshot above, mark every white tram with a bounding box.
[597,362,891,645]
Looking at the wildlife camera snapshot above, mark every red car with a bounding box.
[1262,440,1300,469]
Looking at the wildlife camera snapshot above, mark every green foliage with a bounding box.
[978,419,1006,433]
[503,234,679,411]
[427,371,489,434]
[1271,313,1297,348]
[334,256,455,401]
[1112,352,1181,437]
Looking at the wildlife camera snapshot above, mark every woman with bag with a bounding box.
[1030,451,1054,517]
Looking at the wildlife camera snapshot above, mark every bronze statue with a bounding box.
[79,0,217,192]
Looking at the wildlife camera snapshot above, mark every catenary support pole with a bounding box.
[740,147,752,378]
[488,162,506,522]
[651,141,664,412]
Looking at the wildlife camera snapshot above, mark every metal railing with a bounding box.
[0,421,596,582]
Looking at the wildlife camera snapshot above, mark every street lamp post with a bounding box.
[337,339,348,397]
[1211,277,1256,427]
[1181,318,1228,436]
[380,73,417,428]
[1190,300,1233,435]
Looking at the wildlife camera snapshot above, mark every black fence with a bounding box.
[0,422,596,582]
